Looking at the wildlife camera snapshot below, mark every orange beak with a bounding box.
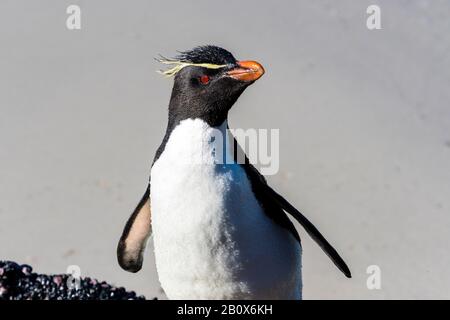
[226,60,265,82]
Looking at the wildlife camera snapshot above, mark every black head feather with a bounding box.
[175,45,237,67]
[156,45,256,129]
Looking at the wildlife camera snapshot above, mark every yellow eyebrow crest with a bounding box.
[156,58,227,77]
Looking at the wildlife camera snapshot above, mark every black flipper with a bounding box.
[117,185,152,273]
[264,184,351,278]
[232,134,351,278]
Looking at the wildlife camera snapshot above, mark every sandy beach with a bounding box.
[1,0,449,299]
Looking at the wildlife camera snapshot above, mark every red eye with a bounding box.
[199,75,210,84]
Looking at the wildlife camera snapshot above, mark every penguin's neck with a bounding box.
[156,118,233,167]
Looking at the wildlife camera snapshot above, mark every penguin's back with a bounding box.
[150,118,302,299]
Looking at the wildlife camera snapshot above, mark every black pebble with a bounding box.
[0,260,151,300]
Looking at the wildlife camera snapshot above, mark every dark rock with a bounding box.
[0,260,148,300]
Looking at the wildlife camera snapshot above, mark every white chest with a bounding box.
[150,119,301,299]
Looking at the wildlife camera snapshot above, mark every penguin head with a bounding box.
[160,46,265,127]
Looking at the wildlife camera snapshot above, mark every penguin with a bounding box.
[117,45,351,300]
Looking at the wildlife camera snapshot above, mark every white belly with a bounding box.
[150,119,301,299]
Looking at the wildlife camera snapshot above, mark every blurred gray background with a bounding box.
[1,0,449,299]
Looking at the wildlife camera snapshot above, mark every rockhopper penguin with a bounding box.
[117,45,351,300]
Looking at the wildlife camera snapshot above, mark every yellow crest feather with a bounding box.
[156,57,226,77]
